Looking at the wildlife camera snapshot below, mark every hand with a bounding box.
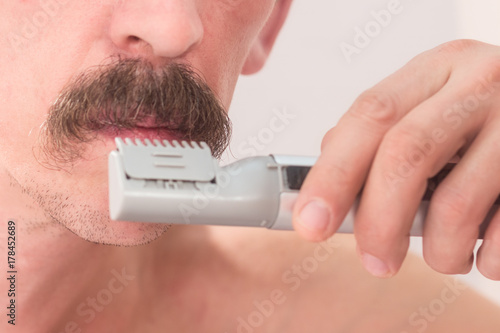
[292,39,500,280]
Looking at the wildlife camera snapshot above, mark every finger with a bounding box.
[354,67,499,277]
[477,208,500,280]
[423,118,500,275]
[292,48,452,242]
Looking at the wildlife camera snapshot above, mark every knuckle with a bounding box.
[356,220,402,247]
[369,227,400,245]
[301,155,354,200]
[435,39,480,56]
[479,56,500,75]
[430,184,477,228]
[476,57,500,92]
[418,40,481,70]
[349,90,401,127]
[325,160,351,182]
[314,158,353,191]
[377,126,432,170]
[320,127,336,152]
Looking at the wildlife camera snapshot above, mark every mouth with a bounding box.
[43,59,231,162]
[97,126,181,143]
[88,113,181,143]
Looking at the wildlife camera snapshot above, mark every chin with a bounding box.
[44,188,173,246]
[50,142,175,246]
[63,216,172,247]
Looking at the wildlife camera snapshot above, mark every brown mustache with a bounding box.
[40,58,231,163]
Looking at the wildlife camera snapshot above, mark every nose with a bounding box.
[109,0,204,60]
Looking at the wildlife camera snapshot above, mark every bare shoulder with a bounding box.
[208,228,500,333]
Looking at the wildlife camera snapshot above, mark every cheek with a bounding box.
[195,0,275,107]
[0,5,56,165]
[0,2,110,168]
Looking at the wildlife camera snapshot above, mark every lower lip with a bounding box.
[98,127,180,144]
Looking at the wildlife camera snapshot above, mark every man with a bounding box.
[0,1,499,332]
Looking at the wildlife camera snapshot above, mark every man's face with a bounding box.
[0,0,289,245]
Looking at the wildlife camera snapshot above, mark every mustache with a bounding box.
[39,58,231,163]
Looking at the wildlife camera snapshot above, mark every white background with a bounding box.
[225,0,500,305]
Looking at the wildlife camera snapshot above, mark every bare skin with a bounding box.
[1,173,500,332]
[1,1,499,332]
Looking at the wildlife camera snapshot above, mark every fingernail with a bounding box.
[361,252,392,278]
[298,200,332,233]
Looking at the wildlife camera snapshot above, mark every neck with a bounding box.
[0,168,222,332]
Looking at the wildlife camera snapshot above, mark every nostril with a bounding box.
[127,35,141,43]
[109,2,203,59]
